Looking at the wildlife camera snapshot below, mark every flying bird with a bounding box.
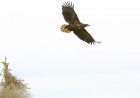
[60,1,101,45]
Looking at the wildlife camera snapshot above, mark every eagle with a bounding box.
[60,1,101,45]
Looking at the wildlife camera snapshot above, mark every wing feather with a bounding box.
[62,1,80,24]
[73,29,98,44]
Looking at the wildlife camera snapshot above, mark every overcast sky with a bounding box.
[0,0,140,98]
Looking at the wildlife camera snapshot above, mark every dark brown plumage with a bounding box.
[61,1,101,44]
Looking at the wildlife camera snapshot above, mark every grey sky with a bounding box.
[0,0,140,98]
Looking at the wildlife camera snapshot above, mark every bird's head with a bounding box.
[82,24,90,27]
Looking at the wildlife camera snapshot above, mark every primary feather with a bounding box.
[61,1,101,45]
[62,1,80,23]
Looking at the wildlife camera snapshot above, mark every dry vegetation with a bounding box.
[0,57,32,98]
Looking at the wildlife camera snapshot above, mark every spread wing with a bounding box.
[73,29,101,44]
[62,1,80,24]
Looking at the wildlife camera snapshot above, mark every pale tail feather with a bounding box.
[60,24,71,33]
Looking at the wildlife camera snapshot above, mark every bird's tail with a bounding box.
[60,24,71,33]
